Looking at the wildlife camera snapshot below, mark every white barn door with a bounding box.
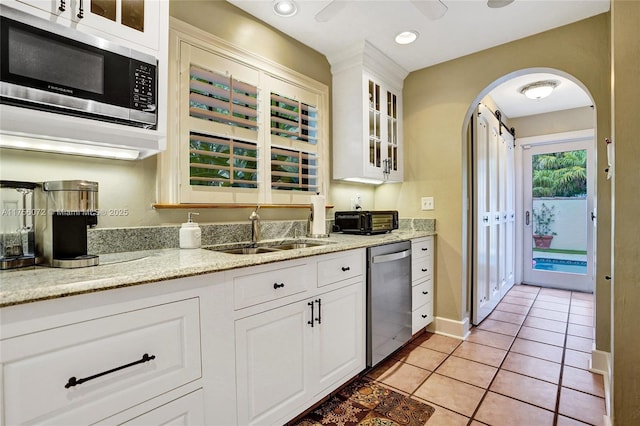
[472,103,515,325]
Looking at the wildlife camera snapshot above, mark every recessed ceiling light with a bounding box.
[395,30,419,45]
[520,80,560,100]
[487,0,515,8]
[273,0,297,17]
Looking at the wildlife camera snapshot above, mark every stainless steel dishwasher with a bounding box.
[367,241,412,368]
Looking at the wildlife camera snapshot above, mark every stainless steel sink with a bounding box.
[268,242,327,250]
[204,240,331,255]
[217,246,280,255]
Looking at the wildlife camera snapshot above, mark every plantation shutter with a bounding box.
[173,39,327,204]
[182,45,261,197]
[269,87,320,193]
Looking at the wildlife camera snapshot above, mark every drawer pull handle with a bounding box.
[341,266,350,272]
[421,247,428,251]
[65,353,156,389]
[422,314,428,319]
[421,268,428,272]
[59,0,66,12]
[422,291,429,295]
[273,282,285,289]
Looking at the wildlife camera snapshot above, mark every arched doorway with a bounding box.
[462,68,597,324]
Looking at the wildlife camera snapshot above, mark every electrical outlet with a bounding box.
[350,193,362,210]
[421,197,434,211]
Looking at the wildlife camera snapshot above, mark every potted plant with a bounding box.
[533,203,557,248]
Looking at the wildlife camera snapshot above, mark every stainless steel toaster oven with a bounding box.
[333,211,399,235]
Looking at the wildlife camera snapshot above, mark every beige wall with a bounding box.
[169,0,330,86]
[382,14,612,342]
[611,1,640,424]
[510,106,595,137]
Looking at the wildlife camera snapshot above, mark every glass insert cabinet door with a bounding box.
[368,80,381,169]
[522,140,595,292]
[90,0,145,32]
[367,79,399,179]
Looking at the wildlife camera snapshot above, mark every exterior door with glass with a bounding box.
[522,138,595,292]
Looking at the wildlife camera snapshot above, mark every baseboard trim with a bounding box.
[590,348,612,425]
[430,316,470,340]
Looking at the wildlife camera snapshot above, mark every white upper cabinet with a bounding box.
[331,41,408,184]
[13,0,165,52]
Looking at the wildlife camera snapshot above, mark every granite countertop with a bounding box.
[0,230,435,308]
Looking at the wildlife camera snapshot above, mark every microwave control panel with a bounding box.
[131,60,156,113]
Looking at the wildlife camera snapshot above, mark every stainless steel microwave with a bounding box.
[0,6,157,129]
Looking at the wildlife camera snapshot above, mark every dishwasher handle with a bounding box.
[371,249,411,264]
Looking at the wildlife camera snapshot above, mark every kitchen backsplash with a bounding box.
[88,218,435,254]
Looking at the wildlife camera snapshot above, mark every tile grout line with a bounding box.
[465,286,542,425]
[552,292,573,426]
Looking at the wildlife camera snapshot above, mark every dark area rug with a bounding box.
[289,378,435,426]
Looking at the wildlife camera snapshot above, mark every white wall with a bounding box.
[533,198,587,250]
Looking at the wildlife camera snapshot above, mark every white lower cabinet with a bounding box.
[0,248,367,426]
[0,274,223,426]
[314,283,364,394]
[234,249,366,425]
[235,298,313,425]
[411,236,435,334]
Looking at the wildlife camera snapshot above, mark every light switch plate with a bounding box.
[421,197,434,210]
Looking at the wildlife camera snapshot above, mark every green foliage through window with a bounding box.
[270,93,317,145]
[532,150,587,198]
[271,147,317,192]
[189,66,258,131]
[189,132,258,188]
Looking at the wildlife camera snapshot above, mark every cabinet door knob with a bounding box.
[341,266,350,272]
[59,0,66,12]
[273,282,285,289]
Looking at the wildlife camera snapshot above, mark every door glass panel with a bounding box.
[122,0,145,32]
[91,0,116,21]
[369,138,375,165]
[530,149,587,275]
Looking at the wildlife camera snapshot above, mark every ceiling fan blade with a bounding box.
[411,0,448,20]
[315,0,347,23]
[487,0,515,8]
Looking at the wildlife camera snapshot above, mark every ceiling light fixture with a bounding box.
[273,0,297,17]
[487,0,515,8]
[520,80,559,100]
[395,30,419,45]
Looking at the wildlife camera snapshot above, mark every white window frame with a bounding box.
[159,18,329,205]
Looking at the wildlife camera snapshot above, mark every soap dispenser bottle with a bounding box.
[180,212,201,249]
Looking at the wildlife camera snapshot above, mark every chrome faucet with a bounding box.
[306,203,314,237]
[249,205,261,245]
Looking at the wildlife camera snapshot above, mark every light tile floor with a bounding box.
[365,285,606,426]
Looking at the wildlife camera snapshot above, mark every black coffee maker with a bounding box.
[37,180,99,268]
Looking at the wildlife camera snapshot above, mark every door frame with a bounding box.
[515,129,596,291]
